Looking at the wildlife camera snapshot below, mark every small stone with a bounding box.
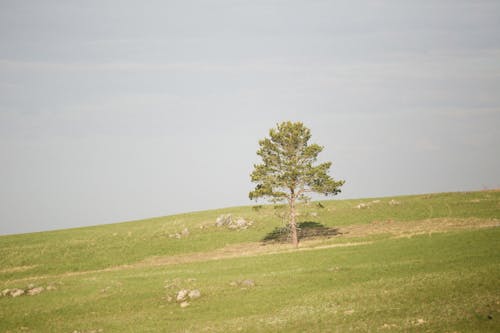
[181,228,189,237]
[235,218,247,228]
[389,199,400,206]
[46,285,57,291]
[188,289,201,299]
[10,288,25,297]
[1,289,10,296]
[344,309,355,315]
[180,301,190,308]
[27,287,44,296]
[176,289,189,302]
[229,281,238,287]
[27,283,35,289]
[241,279,255,287]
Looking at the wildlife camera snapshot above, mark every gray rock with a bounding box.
[10,288,25,297]
[241,279,255,287]
[216,214,253,230]
[27,287,44,296]
[215,214,232,227]
[235,218,248,228]
[356,203,369,209]
[188,289,201,299]
[176,289,189,302]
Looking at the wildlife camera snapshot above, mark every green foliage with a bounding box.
[249,121,344,202]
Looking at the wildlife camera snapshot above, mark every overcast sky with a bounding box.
[1,1,499,235]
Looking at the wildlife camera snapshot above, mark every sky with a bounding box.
[1,0,499,235]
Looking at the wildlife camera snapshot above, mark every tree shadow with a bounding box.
[261,221,341,244]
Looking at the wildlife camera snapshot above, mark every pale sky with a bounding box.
[1,0,499,235]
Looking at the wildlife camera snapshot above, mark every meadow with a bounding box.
[1,190,499,332]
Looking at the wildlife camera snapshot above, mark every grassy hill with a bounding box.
[1,190,499,332]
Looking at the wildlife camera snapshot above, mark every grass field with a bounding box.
[1,190,499,332]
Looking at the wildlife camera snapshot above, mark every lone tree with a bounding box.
[249,121,344,247]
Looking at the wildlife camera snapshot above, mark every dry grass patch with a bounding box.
[339,218,499,238]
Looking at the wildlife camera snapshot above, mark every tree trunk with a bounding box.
[289,194,299,248]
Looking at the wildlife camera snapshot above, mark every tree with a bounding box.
[249,121,344,247]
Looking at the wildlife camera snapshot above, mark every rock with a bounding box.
[241,279,255,287]
[10,288,25,297]
[389,199,400,206]
[27,283,35,289]
[416,318,425,325]
[180,301,190,308]
[381,323,397,329]
[181,228,189,237]
[235,218,248,228]
[227,223,239,229]
[1,289,10,296]
[216,214,232,227]
[46,285,57,291]
[176,289,189,302]
[27,287,44,296]
[229,281,238,287]
[356,203,369,209]
[188,289,201,299]
[216,214,253,230]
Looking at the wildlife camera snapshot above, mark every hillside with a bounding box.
[1,190,499,332]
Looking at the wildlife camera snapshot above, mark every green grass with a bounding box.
[1,190,499,332]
